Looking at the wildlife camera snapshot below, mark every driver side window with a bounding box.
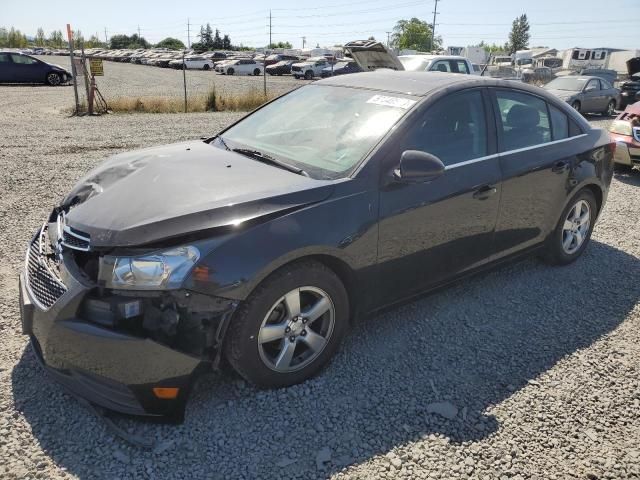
[400,90,488,166]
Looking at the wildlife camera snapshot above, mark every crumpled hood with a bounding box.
[62,141,334,248]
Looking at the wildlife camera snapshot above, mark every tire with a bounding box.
[203,64,210,71]
[46,72,61,86]
[225,260,349,389]
[541,189,597,266]
[253,68,261,76]
[603,100,616,116]
[227,68,234,76]
[304,70,313,80]
[571,100,581,113]
[614,163,634,173]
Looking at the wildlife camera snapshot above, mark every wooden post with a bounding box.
[80,45,92,115]
[88,76,96,114]
[67,24,80,115]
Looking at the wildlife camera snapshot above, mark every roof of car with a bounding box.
[316,70,493,96]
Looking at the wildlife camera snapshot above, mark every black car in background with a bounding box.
[320,59,362,77]
[20,72,614,420]
[266,60,296,76]
[0,52,71,85]
[264,54,300,67]
[620,57,640,109]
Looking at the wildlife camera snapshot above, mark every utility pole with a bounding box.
[137,25,141,39]
[386,31,392,47]
[301,36,306,49]
[104,28,108,45]
[264,10,271,96]
[187,18,191,49]
[431,0,440,52]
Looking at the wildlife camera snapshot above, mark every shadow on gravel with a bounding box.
[614,170,640,187]
[12,240,640,479]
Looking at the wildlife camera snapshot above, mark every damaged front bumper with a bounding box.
[20,223,238,421]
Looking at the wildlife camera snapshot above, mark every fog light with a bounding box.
[153,387,180,399]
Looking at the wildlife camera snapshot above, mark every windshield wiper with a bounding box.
[232,148,309,177]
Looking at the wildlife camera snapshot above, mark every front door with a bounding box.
[10,54,42,82]
[581,79,602,112]
[377,89,501,305]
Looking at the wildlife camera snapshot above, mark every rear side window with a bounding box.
[549,104,569,140]
[495,90,551,151]
[454,60,470,74]
[401,90,488,166]
[10,54,38,65]
[431,60,451,73]
[0,53,10,63]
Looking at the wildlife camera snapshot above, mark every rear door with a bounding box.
[377,88,501,304]
[490,88,579,257]
[581,79,601,112]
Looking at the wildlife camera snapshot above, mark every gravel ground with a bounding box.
[1,67,639,480]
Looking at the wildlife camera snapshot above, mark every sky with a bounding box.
[2,0,639,51]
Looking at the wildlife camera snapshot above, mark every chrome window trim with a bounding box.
[444,133,588,171]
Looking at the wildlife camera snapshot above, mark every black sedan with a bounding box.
[20,71,614,420]
[0,51,71,85]
[320,59,362,77]
[266,60,296,76]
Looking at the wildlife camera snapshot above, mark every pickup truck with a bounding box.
[291,57,331,80]
[344,40,476,75]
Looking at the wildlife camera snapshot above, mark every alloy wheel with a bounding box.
[258,286,335,373]
[606,101,615,116]
[47,73,61,86]
[561,199,591,255]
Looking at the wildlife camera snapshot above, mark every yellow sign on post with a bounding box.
[90,58,104,76]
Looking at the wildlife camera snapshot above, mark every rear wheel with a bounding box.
[571,100,581,113]
[542,189,597,266]
[203,64,210,71]
[604,100,616,116]
[46,72,61,86]
[304,70,313,80]
[253,68,261,76]
[225,261,349,388]
[227,68,234,75]
[614,163,634,173]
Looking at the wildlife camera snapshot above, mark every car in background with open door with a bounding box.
[620,57,640,110]
[0,51,71,85]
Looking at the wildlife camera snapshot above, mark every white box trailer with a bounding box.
[607,50,640,75]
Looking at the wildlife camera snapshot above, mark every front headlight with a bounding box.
[98,246,200,290]
[609,120,633,136]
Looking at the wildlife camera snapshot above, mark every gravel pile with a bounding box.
[1,73,639,480]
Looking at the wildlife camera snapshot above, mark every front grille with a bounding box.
[26,226,67,309]
[58,213,90,251]
[634,127,640,143]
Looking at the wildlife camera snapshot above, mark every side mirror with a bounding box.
[394,150,445,183]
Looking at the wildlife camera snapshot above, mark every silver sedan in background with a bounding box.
[544,76,620,116]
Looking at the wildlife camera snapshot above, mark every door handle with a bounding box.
[552,161,569,173]
[473,185,497,200]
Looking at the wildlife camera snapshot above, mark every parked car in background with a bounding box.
[344,40,475,75]
[619,58,640,110]
[609,101,640,172]
[543,76,619,115]
[291,57,330,79]
[169,56,214,70]
[221,59,263,76]
[320,59,362,77]
[521,66,553,84]
[20,71,614,420]
[0,51,71,85]
[266,60,296,76]
[264,54,299,67]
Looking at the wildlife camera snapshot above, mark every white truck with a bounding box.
[291,57,331,80]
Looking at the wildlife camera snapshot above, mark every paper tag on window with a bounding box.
[367,95,416,109]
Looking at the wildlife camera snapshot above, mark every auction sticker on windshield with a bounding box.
[367,95,416,109]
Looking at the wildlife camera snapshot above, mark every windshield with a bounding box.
[219,85,416,179]
[399,56,431,71]
[545,77,588,91]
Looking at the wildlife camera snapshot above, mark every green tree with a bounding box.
[7,27,28,48]
[506,14,530,54]
[85,35,106,48]
[474,41,506,55]
[222,34,232,50]
[48,30,64,48]
[213,29,222,49]
[0,28,8,47]
[35,27,46,46]
[197,23,215,50]
[392,18,441,52]
[268,41,292,49]
[110,33,149,49]
[155,37,185,50]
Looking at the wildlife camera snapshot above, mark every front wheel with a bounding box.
[304,70,313,80]
[225,261,349,388]
[571,100,581,113]
[227,68,234,75]
[46,72,61,86]
[541,189,597,266]
[203,64,210,70]
[253,68,261,76]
